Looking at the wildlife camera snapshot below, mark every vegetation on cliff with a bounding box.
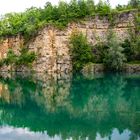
[0,0,139,39]
[0,0,139,71]
[70,31,93,71]
[103,31,127,70]
[0,47,36,69]
[71,29,139,71]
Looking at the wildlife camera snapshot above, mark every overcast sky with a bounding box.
[0,0,129,16]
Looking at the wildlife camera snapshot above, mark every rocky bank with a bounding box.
[0,11,137,74]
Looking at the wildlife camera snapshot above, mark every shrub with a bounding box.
[96,0,111,16]
[70,31,93,72]
[131,36,140,60]
[104,31,127,71]
[129,26,140,60]
[0,47,36,68]
[4,49,18,66]
[121,39,133,61]
[0,0,138,39]
[0,60,4,67]
[15,48,36,67]
[124,27,140,61]
[92,42,108,63]
[128,0,140,8]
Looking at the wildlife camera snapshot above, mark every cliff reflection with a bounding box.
[0,72,139,140]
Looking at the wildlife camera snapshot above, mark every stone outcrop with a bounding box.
[0,35,23,59]
[82,63,104,74]
[125,64,140,73]
[81,63,140,76]
[0,11,136,73]
[81,63,104,79]
[28,27,72,74]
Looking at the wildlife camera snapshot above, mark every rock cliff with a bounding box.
[0,11,136,73]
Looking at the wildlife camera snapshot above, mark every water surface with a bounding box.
[0,72,140,140]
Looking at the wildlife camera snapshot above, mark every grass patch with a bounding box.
[128,61,140,64]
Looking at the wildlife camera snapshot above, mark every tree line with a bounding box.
[0,0,139,39]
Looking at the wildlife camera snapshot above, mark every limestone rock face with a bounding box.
[0,35,23,59]
[28,27,72,74]
[0,11,136,73]
[125,64,140,73]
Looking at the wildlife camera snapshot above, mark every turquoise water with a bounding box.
[0,72,140,140]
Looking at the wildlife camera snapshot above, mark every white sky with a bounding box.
[0,0,129,16]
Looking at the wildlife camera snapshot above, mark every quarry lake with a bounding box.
[0,72,139,140]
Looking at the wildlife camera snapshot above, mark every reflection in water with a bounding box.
[0,127,137,140]
[0,126,62,140]
[0,72,139,140]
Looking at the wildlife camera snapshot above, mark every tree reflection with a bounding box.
[0,72,139,140]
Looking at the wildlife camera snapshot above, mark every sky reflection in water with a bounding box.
[0,72,139,140]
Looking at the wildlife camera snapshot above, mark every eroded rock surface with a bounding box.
[0,11,136,73]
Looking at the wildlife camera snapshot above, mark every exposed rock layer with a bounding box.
[0,11,136,73]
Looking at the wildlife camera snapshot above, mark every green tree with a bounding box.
[68,0,80,19]
[122,39,133,61]
[0,47,36,68]
[92,42,108,63]
[96,0,111,16]
[78,0,88,17]
[129,0,140,8]
[0,0,139,40]
[42,2,53,21]
[104,31,127,71]
[4,49,17,66]
[15,47,36,67]
[70,31,93,71]
[87,0,95,15]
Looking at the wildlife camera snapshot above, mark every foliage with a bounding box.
[128,0,140,8]
[95,0,111,16]
[115,0,140,11]
[0,0,139,72]
[92,42,108,63]
[131,36,140,60]
[122,36,140,61]
[122,26,140,61]
[4,49,17,65]
[128,60,140,64]
[70,31,93,71]
[104,31,127,71]
[70,28,139,72]
[121,11,140,61]
[121,39,133,61]
[0,47,36,68]
[0,0,138,39]
[15,48,36,67]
